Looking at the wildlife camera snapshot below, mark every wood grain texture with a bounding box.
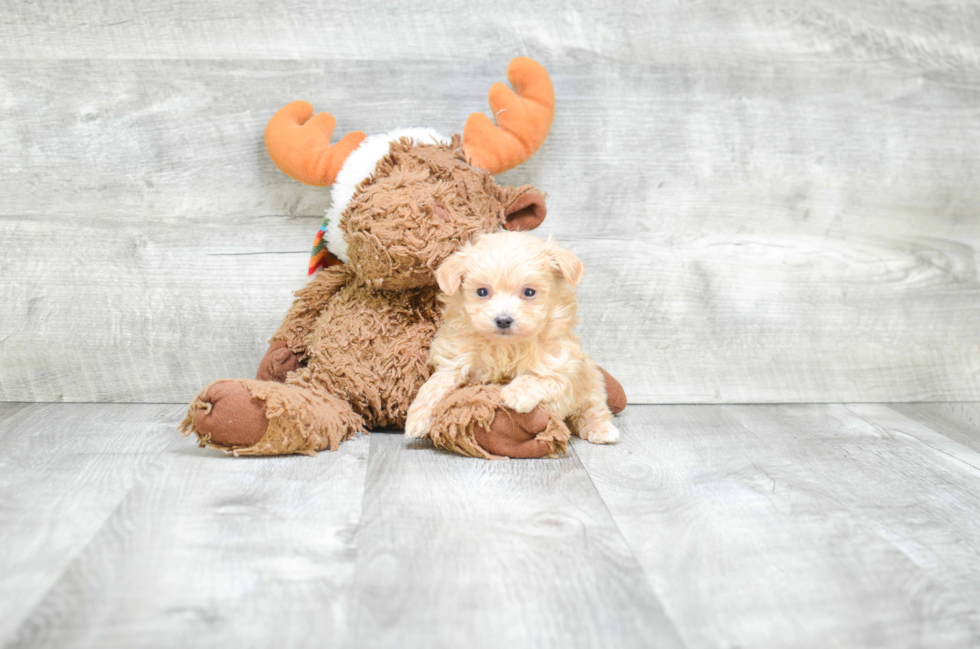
[574,404,980,648]
[2,3,980,403]
[4,403,980,647]
[345,433,683,649]
[2,53,979,403]
[891,402,980,453]
[1,0,979,67]
[0,213,309,402]
[0,403,178,641]
[6,426,370,649]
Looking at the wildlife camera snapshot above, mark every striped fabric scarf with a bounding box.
[308,217,342,275]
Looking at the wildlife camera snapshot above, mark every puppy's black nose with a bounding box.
[494,315,513,330]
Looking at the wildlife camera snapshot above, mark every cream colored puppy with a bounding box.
[405,231,619,445]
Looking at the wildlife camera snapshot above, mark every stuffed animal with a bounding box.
[179,58,626,459]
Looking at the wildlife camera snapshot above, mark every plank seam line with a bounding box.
[566,443,690,648]
[852,404,980,474]
[2,407,181,644]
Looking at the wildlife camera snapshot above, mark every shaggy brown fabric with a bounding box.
[244,379,364,455]
[597,366,627,415]
[181,378,365,456]
[427,384,569,460]
[271,265,349,357]
[343,138,506,290]
[256,341,302,383]
[182,133,625,458]
[297,267,442,429]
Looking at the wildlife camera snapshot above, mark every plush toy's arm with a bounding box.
[270,265,349,358]
[257,266,349,382]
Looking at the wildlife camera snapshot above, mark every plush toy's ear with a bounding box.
[549,242,584,287]
[436,248,469,295]
[503,189,547,232]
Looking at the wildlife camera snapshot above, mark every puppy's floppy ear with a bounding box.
[500,185,547,232]
[549,243,584,287]
[436,248,468,295]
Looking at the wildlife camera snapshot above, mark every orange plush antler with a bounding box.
[264,102,366,186]
[462,58,555,175]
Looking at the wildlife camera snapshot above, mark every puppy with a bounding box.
[405,231,619,445]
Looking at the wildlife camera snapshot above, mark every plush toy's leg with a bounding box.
[596,366,627,414]
[179,379,364,456]
[426,384,571,459]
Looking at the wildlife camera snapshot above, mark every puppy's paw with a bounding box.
[586,421,620,445]
[501,385,540,414]
[404,410,431,439]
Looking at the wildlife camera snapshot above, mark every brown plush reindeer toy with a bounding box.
[180,58,626,459]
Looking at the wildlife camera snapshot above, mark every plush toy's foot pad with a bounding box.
[181,381,269,449]
[180,378,365,456]
[474,407,553,458]
[427,384,570,459]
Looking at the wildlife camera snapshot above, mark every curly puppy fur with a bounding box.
[181,136,556,456]
[406,232,618,446]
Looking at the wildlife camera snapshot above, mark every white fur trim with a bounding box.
[324,128,451,263]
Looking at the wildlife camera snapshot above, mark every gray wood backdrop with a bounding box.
[1,0,978,404]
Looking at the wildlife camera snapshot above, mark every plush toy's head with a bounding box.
[264,58,555,290]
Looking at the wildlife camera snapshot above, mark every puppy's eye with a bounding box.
[476,288,489,297]
[523,288,536,298]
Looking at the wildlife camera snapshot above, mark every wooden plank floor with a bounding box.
[2,403,979,648]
